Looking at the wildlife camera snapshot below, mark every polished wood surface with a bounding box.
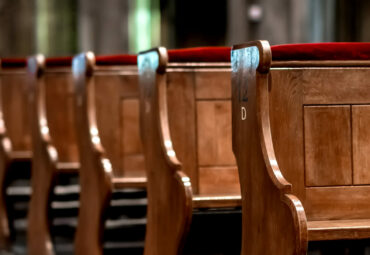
[0,62,31,251]
[27,55,78,255]
[138,47,241,255]
[72,52,146,255]
[232,40,370,254]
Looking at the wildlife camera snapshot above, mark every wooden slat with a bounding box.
[123,154,146,177]
[198,166,240,195]
[303,68,370,105]
[195,71,231,99]
[56,162,80,173]
[352,105,370,185]
[121,99,142,154]
[197,100,235,166]
[304,106,352,186]
[305,186,370,221]
[45,73,79,162]
[308,219,370,241]
[193,195,241,209]
[112,177,147,189]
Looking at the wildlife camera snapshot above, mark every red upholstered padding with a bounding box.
[95,55,137,66]
[168,47,231,63]
[1,58,27,68]
[45,56,73,67]
[271,42,370,61]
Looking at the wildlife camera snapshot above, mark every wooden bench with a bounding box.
[27,55,79,255]
[232,40,370,254]
[0,58,32,253]
[72,52,146,255]
[138,47,242,254]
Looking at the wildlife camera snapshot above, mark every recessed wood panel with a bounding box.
[167,72,198,192]
[45,74,79,162]
[303,68,370,105]
[2,74,31,150]
[304,106,352,186]
[195,71,231,99]
[199,166,240,195]
[121,99,142,154]
[306,186,370,221]
[352,105,370,185]
[94,77,121,173]
[121,98,144,177]
[197,100,235,166]
[123,154,146,177]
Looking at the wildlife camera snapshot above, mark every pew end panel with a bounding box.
[138,48,193,255]
[140,46,242,254]
[0,59,31,250]
[233,40,370,253]
[27,55,59,255]
[73,52,148,255]
[27,55,81,255]
[72,52,115,255]
[231,41,308,254]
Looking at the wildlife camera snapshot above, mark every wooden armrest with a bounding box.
[9,150,32,161]
[308,219,370,241]
[56,162,80,173]
[193,195,241,209]
[112,177,147,189]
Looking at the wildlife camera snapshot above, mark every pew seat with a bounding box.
[232,41,370,254]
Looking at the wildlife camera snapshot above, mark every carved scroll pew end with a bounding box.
[232,40,370,254]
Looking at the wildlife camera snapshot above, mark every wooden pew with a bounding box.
[0,58,32,252]
[138,47,241,255]
[232,40,370,254]
[72,52,146,255]
[27,55,79,255]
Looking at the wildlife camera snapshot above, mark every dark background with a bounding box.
[0,0,369,57]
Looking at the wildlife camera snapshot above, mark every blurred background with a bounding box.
[0,0,369,57]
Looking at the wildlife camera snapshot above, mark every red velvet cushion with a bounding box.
[168,47,231,63]
[95,54,137,66]
[271,42,370,61]
[1,58,27,68]
[45,56,73,67]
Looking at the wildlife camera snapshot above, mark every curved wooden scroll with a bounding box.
[231,41,308,254]
[0,61,13,250]
[72,53,113,255]
[27,55,58,255]
[138,48,193,255]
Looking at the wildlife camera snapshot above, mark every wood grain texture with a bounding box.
[1,73,32,150]
[27,55,62,255]
[195,71,231,100]
[94,74,121,175]
[73,53,145,255]
[196,100,235,167]
[121,98,145,176]
[304,106,352,186]
[45,73,79,162]
[305,186,370,221]
[198,166,239,195]
[232,41,308,255]
[0,66,31,251]
[166,71,198,192]
[138,47,240,255]
[352,105,370,184]
[308,219,370,241]
[139,48,193,255]
[233,40,370,254]
[303,68,370,105]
